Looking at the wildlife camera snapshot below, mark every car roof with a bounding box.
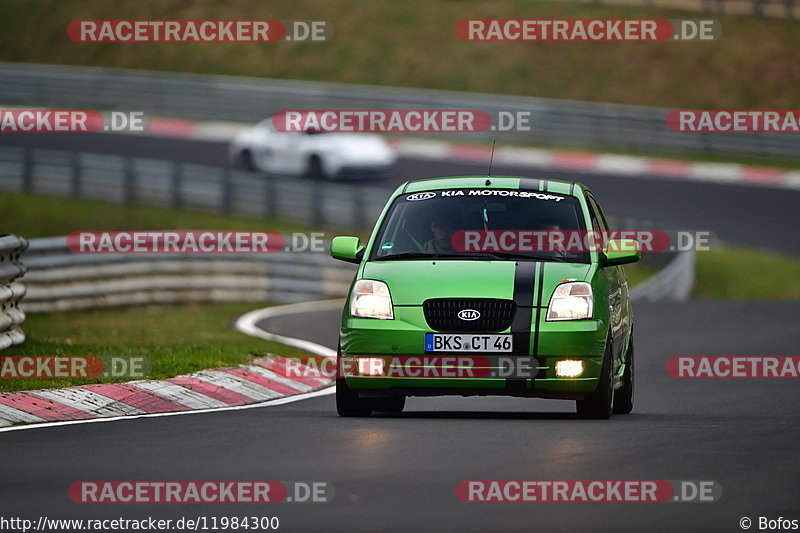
[400,176,586,197]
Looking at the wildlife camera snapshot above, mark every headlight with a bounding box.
[546,282,593,321]
[350,280,394,319]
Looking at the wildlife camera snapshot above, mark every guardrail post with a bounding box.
[171,161,183,209]
[221,165,233,214]
[352,187,365,230]
[703,0,725,13]
[21,148,33,193]
[70,151,82,197]
[263,173,276,219]
[123,157,135,205]
[311,180,324,228]
[0,235,28,352]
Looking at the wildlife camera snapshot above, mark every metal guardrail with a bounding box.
[0,235,28,350]
[606,215,695,302]
[631,248,695,302]
[20,230,692,314]
[0,146,390,232]
[0,62,796,160]
[21,236,357,312]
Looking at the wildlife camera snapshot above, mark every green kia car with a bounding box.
[330,176,640,419]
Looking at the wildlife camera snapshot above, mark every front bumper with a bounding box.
[340,306,607,398]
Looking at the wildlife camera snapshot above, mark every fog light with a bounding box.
[358,357,384,376]
[555,360,584,378]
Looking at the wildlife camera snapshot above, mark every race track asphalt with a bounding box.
[1,300,798,532]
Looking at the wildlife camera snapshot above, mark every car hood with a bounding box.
[362,260,593,306]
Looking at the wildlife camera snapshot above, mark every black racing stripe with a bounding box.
[532,262,546,359]
[511,261,537,357]
[569,182,575,195]
[517,177,541,192]
[541,179,549,192]
[401,181,411,194]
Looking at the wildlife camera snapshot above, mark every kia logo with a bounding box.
[405,192,436,201]
[457,309,480,321]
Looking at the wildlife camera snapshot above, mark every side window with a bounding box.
[588,206,601,233]
[586,195,609,233]
[586,194,617,261]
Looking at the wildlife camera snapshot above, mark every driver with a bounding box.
[423,211,459,254]
[538,220,567,254]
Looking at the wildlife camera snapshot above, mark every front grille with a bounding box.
[423,298,516,332]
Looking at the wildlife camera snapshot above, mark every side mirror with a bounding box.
[603,239,640,266]
[330,236,364,264]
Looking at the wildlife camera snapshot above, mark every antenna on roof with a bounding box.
[485,139,496,186]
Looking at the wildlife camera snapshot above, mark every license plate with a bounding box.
[425,333,513,353]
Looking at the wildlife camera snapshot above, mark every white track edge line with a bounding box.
[0,299,342,434]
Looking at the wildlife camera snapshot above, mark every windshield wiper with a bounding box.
[376,251,580,262]
[480,251,576,262]
[376,251,476,261]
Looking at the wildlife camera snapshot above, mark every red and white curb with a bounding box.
[146,117,800,191]
[0,300,341,433]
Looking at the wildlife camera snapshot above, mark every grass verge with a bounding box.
[693,246,800,299]
[0,302,319,392]
[624,263,659,288]
[0,0,798,109]
[0,192,319,239]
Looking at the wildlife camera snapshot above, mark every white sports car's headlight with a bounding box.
[546,282,593,321]
[350,280,394,319]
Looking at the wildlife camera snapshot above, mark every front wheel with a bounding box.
[576,339,614,419]
[613,334,634,414]
[336,378,372,417]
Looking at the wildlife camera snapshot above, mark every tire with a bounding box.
[336,378,372,417]
[236,150,255,172]
[613,333,634,415]
[306,155,326,180]
[371,396,405,413]
[576,338,614,419]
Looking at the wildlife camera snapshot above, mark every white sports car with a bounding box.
[229,117,397,179]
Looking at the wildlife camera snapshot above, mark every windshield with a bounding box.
[370,188,589,263]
